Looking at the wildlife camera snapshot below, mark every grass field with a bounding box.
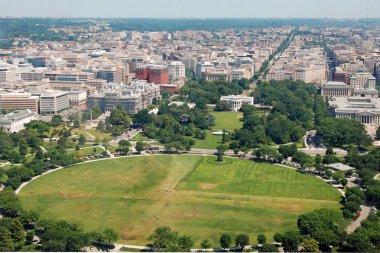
[67,147,105,156]
[210,111,243,131]
[193,112,243,149]
[19,156,340,247]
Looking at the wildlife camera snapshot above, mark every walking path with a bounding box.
[346,205,372,234]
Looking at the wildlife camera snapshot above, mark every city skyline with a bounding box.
[1,0,380,19]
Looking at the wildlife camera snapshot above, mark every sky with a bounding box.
[0,0,379,19]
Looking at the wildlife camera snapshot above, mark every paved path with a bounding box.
[346,205,372,234]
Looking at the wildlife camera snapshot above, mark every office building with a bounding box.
[33,90,70,114]
[88,81,161,114]
[168,61,186,80]
[0,63,16,83]
[96,67,124,84]
[0,93,40,112]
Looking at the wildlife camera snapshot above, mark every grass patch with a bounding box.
[67,147,104,156]
[193,112,242,149]
[130,133,148,141]
[210,111,243,131]
[20,156,340,247]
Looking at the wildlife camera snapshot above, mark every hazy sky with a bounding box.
[1,0,379,19]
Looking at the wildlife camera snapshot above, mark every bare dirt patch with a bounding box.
[198,183,217,190]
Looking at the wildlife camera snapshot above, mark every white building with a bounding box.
[321,81,351,99]
[0,63,16,83]
[196,62,214,79]
[32,90,70,114]
[168,61,186,80]
[329,96,380,125]
[220,95,254,111]
[68,90,87,105]
[0,109,38,133]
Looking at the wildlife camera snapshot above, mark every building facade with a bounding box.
[0,109,38,133]
[87,81,161,114]
[220,95,254,111]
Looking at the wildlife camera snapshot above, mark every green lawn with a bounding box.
[19,156,340,247]
[130,133,148,142]
[192,132,231,149]
[193,112,243,149]
[210,111,243,131]
[67,147,104,156]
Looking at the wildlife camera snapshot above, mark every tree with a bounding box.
[235,233,249,249]
[302,238,319,252]
[233,148,239,156]
[280,231,302,252]
[97,120,105,132]
[134,109,153,126]
[39,220,91,251]
[177,235,193,251]
[273,233,282,243]
[216,145,228,162]
[102,228,119,244]
[148,226,178,250]
[75,144,80,151]
[94,137,100,145]
[78,135,86,145]
[0,227,14,252]
[326,147,334,155]
[317,118,372,148]
[51,115,63,127]
[109,106,131,128]
[315,154,322,166]
[377,126,380,139]
[257,234,266,245]
[118,140,131,154]
[222,129,227,144]
[260,244,278,252]
[340,178,348,187]
[0,218,26,249]
[9,150,21,164]
[200,239,211,249]
[220,233,232,248]
[135,141,144,154]
[73,118,80,128]
[278,144,297,158]
[25,230,35,245]
[346,231,372,252]
[214,101,230,111]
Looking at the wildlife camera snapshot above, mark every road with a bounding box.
[346,205,372,234]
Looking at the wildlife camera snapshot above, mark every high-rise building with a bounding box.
[96,67,124,84]
[32,90,70,114]
[135,65,169,84]
[168,61,186,80]
[0,63,16,83]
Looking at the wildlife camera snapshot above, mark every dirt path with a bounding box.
[346,205,372,234]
